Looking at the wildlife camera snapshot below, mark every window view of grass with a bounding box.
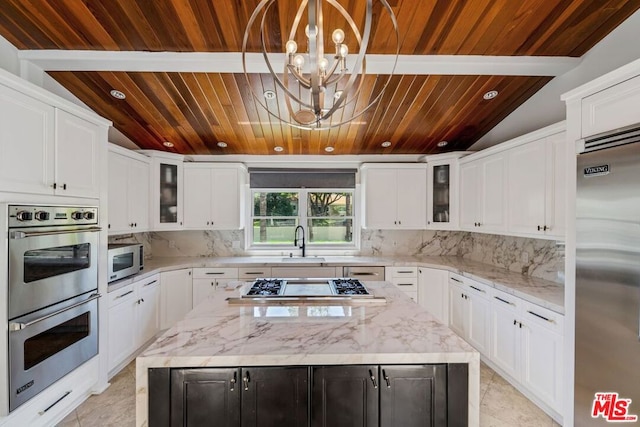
[252,191,353,245]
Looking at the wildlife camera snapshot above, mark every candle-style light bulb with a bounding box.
[339,44,349,57]
[319,57,329,71]
[293,54,305,68]
[332,29,345,44]
[286,40,297,54]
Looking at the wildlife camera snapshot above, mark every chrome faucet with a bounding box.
[294,225,306,257]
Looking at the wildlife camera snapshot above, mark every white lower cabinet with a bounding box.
[192,268,238,306]
[488,287,564,417]
[417,267,449,323]
[448,273,491,355]
[160,269,193,330]
[107,274,160,374]
[385,267,418,302]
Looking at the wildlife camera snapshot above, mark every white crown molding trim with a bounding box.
[17,50,580,76]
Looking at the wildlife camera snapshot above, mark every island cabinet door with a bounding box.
[169,368,241,427]
[311,365,379,427]
[241,367,308,427]
[379,365,447,427]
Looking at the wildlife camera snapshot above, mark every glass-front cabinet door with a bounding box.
[427,154,464,230]
[147,153,184,230]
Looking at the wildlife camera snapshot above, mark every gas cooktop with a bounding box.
[242,278,373,298]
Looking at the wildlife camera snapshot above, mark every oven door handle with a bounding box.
[9,293,101,332]
[10,226,102,239]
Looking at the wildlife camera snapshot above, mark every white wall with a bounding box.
[472,8,640,150]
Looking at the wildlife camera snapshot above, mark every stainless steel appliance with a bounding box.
[107,243,144,283]
[228,278,386,305]
[7,205,101,411]
[575,126,640,425]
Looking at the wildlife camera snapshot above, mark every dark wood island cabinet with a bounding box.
[148,364,467,427]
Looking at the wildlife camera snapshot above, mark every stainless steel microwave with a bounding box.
[107,243,143,283]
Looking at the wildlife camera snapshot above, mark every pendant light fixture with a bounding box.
[242,0,399,130]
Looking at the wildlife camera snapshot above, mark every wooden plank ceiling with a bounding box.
[1,0,638,155]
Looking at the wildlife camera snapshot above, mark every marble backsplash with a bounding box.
[110,229,564,283]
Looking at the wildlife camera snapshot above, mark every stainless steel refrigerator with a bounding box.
[576,126,640,425]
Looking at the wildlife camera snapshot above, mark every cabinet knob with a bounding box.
[62,183,67,190]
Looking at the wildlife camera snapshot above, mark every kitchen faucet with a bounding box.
[294,225,306,257]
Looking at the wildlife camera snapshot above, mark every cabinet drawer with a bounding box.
[192,267,237,279]
[491,288,519,311]
[108,284,136,307]
[270,266,339,278]
[238,267,272,279]
[463,278,491,299]
[521,301,564,334]
[386,267,418,279]
[135,274,160,290]
[392,278,418,293]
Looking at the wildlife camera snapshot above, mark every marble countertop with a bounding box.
[135,281,480,426]
[111,254,564,314]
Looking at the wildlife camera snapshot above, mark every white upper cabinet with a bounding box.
[0,83,105,198]
[459,153,507,233]
[362,164,427,229]
[54,110,101,198]
[581,74,640,138]
[506,131,566,239]
[183,163,245,230]
[143,152,185,230]
[108,145,150,234]
[0,85,54,195]
[426,153,465,230]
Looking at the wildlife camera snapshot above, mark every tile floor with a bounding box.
[58,361,561,426]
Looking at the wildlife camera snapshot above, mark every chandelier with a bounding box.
[242,0,399,130]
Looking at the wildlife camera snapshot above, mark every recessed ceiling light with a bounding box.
[264,90,276,100]
[437,141,448,147]
[324,146,334,152]
[381,141,392,148]
[163,141,174,148]
[483,90,499,100]
[217,141,228,148]
[110,89,126,100]
[274,146,284,152]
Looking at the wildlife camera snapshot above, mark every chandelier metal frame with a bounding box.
[242,0,399,130]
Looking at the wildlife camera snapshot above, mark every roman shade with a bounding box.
[249,168,356,189]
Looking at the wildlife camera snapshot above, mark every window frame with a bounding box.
[246,187,360,254]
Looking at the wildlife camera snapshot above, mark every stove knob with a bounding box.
[34,211,50,221]
[16,211,33,221]
[71,211,84,220]
[83,211,95,220]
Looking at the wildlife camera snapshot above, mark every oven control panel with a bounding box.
[9,205,99,228]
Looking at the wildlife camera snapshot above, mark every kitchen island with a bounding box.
[135,281,480,426]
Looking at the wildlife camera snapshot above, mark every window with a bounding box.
[251,189,355,247]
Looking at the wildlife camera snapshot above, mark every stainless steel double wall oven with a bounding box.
[7,205,100,411]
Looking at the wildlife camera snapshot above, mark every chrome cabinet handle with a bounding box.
[230,372,237,391]
[494,296,514,305]
[450,277,462,283]
[244,272,265,275]
[469,285,485,293]
[206,272,225,275]
[143,280,158,287]
[527,310,554,323]
[382,370,391,388]
[38,390,71,415]
[10,294,100,331]
[243,372,250,391]
[369,370,377,389]
[116,290,134,299]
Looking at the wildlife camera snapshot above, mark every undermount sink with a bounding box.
[280,256,326,263]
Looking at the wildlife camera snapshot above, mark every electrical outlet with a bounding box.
[521,251,529,263]
[168,240,176,248]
